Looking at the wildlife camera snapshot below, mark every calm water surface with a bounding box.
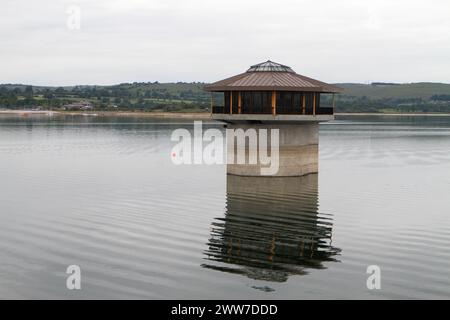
[0,114,449,299]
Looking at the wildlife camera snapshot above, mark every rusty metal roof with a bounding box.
[204,60,342,93]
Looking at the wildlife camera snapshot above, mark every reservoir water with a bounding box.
[0,114,449,299]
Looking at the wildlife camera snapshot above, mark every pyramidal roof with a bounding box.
[204,60,342,93]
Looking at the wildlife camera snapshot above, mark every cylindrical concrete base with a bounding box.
[226,123,319,177]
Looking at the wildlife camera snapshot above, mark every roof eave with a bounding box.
[204,85,343,93]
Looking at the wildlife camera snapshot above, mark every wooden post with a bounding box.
[230,91,233,114]
[271,90,276,116]
[210,93,213,116]
[313,93,316,115]
[302,93,306,115]
[238,91,242,114]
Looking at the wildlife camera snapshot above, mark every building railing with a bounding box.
[316,107,334,115]
[212,105,333,115]
[212,106,225,114]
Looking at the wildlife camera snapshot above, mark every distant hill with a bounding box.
[333,82,450,113]
[1,81,450,113]
[337,82,450,99]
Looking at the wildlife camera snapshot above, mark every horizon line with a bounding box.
[2,81,450,88]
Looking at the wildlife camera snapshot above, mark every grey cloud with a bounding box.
[1,0,449,85]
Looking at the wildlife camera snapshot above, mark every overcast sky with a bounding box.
[1,0,450,86]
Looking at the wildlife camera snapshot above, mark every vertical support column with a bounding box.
[332,93,335,110]
[271,90,276,116]
[302,93,306,115]
[238,91,242,114]
[313,93,316,116]
[210,93,213,116]
[226,123,319,176]
[230,91,233,115]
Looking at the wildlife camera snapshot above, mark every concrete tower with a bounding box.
[205,60,342,177]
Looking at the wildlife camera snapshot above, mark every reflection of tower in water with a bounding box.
[202,174,341,282]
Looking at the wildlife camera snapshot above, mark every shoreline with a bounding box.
[0,110,212,119]
[335,112,450,116]
[1,110,450,118]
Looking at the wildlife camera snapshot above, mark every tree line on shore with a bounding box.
[1,82,450,113]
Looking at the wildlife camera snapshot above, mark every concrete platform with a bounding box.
[213,114,333,123]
